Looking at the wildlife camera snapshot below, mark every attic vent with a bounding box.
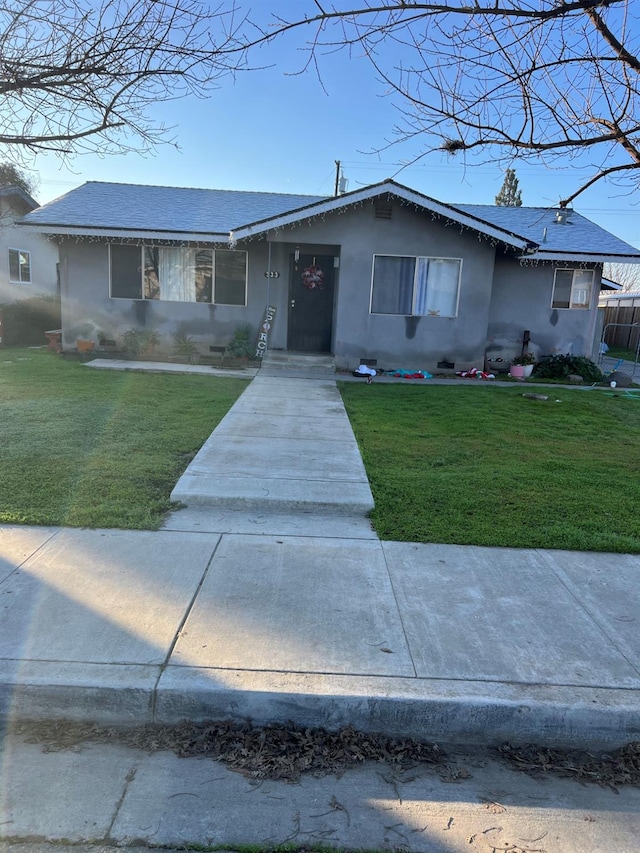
[374,199,393,220]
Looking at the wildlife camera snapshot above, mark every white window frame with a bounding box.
[109,244,248,305]
[369,254,462,318]
[551,268,594,310]
[8,248,31,283]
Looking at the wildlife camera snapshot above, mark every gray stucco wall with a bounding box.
[1,212,59,305]
[57,239,277,353]
[57,199,496,371]
[487,256,601,363]
[56,199,601,370]
[266,201,496,372]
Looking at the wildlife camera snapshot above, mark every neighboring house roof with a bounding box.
[0,185,39,212]
[600,278,623,291]
[20,178,640,263]
[599,288,640,301]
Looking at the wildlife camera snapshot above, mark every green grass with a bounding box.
[339,382,640,552]
[0,349,248,529]
[606,345,639,361]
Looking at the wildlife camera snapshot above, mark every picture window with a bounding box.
[110,244,247,305]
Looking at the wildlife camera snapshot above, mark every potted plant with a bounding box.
[510,351,536,378]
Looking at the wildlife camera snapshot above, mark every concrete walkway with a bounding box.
[1,363,639,749]
[169,374,374,516]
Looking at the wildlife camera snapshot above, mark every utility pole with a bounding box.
[334,160,341,197]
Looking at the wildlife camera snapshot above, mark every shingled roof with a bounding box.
[20,179,640,262]
[22,181,326,239]
[453,203,640,261]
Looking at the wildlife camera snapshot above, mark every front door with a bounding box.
[288,254,335,352]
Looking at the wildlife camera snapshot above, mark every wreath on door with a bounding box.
[301,264,324,290]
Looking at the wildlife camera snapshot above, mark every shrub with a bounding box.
[533,353,604,383]
[225,324,254,358]
[0,295,61,346]
[171,332,198,357]
[122,328,161,356]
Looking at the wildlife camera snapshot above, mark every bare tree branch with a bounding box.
[232,0,640,205]
[0,0,243,160]
[4,0,639,210]
[603,261,640,291]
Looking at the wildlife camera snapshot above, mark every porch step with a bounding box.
[260,350,336,376]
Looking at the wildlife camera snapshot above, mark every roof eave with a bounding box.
[0,185,38,209]
[522,251,640,263]
[230,181,532,250]
[18,223,230,243]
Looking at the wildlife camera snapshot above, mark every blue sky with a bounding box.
[29,3,639,251]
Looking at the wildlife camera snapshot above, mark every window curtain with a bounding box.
[571,270,593,308]
[414,258,429,315]
[371,256,415,314]
[424,259,460,317]
[158,247,196,302]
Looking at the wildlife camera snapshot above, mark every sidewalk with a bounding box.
[1,365,639,750]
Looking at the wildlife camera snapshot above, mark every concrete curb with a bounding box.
[4,660,640,749]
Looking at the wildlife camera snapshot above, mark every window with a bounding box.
[110,245,142,298]
[214,250,247,306]
[110,244,246,305]
[552,269,594,309]
[370,255,461,317]
[8,249,31,283]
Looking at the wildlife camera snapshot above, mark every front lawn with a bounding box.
[0,349,248,529]
[339,382,640,552]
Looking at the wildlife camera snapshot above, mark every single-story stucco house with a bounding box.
[19,179,640,372]
[1,185,59,305]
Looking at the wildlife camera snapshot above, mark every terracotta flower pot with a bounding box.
[76,339,95,352]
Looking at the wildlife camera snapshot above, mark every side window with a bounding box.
[552,269,593,309]
[9,249,31,283]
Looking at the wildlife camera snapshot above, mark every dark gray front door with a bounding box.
[288,254,335,352]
